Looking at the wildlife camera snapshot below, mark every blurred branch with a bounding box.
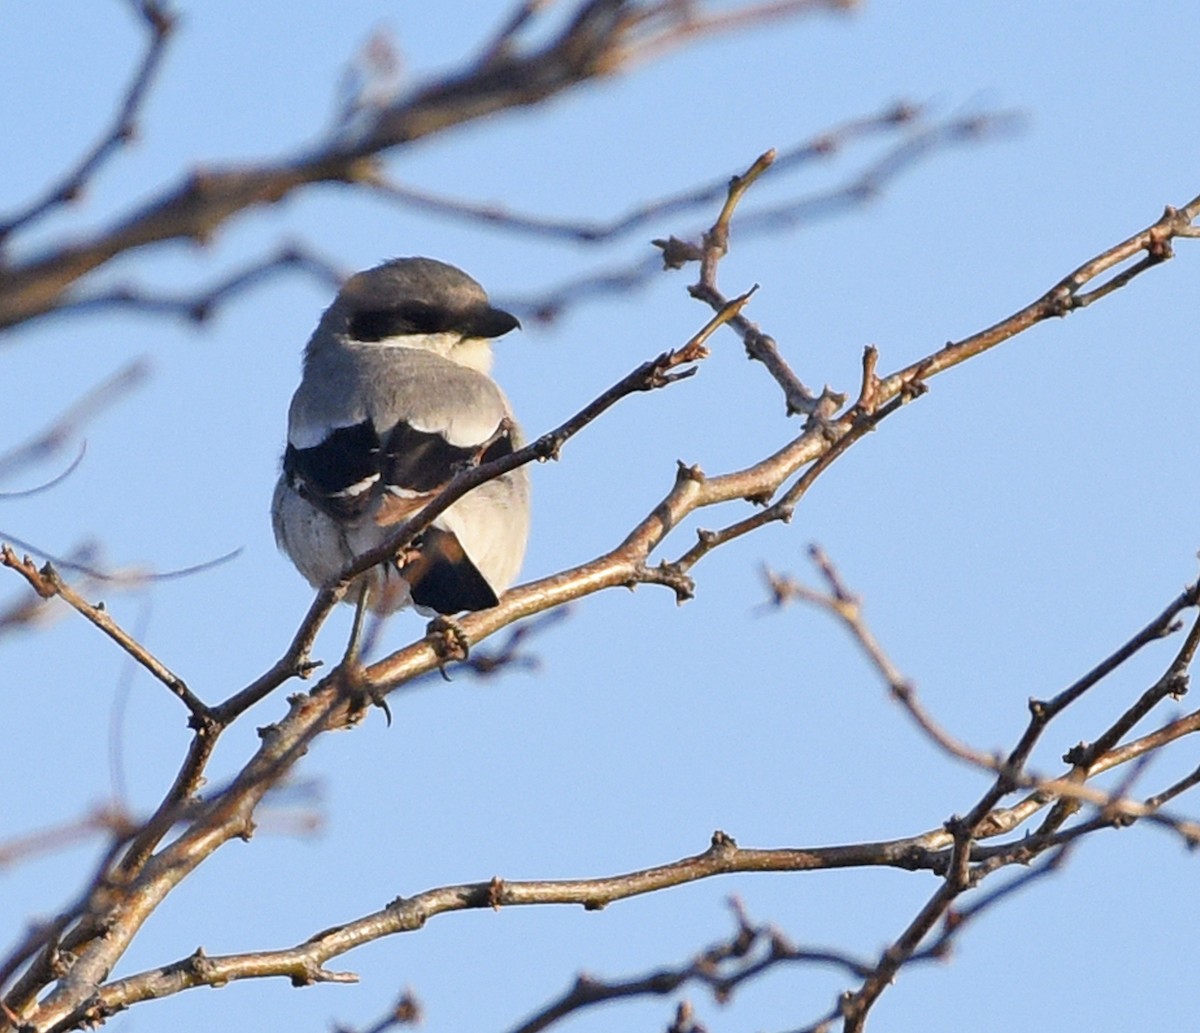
[0,780,313,1014]
[0,831,138,1005]
[0,0,855,332]
[361,101,929,243]
[476,0,553,65]
[48,244,346,326]
[58,830,920,1018]
[620,0,858,65]
[0,543,100,637]
[735,108,1019,235]
[0,533,241,585]
[0,808,135,872]
[0,444,86,500]
[332,991,423,1033]
[510,108,1021,323]
[0,361,148,482]
[0,535,239,638]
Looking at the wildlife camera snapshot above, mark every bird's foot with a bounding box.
[338,660,393,727]
[426,615,471,680]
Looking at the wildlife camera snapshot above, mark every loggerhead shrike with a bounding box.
[272,257,530,624]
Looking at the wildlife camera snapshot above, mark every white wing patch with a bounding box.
[289,419,363,451]
[406,406,507,449]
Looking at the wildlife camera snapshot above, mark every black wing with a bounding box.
[284,421,381,520]
[380,421,514,495]
[285,416,514,520]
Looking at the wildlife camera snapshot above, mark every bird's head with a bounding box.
[314,257,520,373]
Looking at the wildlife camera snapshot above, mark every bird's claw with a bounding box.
[338,661,393,726]
[426,615,471,679]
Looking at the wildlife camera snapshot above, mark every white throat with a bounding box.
[347,331,494,375]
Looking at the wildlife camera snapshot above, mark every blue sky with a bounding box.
[3,3,1200,1032]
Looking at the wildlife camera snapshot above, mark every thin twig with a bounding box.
[0,443,87,499]
[506,901,871,1033]
[0,362,148,482]
[1,557,210,720]
[872,195,1200,409]
[362,102,928,243]
[764,550,1200,1032]
[0,533,240,586]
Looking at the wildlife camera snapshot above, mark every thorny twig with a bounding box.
[763,548,1200,1030]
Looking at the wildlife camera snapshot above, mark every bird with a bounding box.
[272,257,530,641]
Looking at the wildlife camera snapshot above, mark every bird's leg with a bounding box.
[345,579,370,667]
[340,579,392,725]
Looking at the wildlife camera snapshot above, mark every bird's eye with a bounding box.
[348,303,450,341]
[395,302,450,333]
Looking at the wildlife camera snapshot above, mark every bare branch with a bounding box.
[317,289,747,638]
[765,550,1200,823]
[359,187,1200,705]
[406,607,570,681]
[762,550,1200,1031]
[75,832,912,1021]
[7,136,1199,1033]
